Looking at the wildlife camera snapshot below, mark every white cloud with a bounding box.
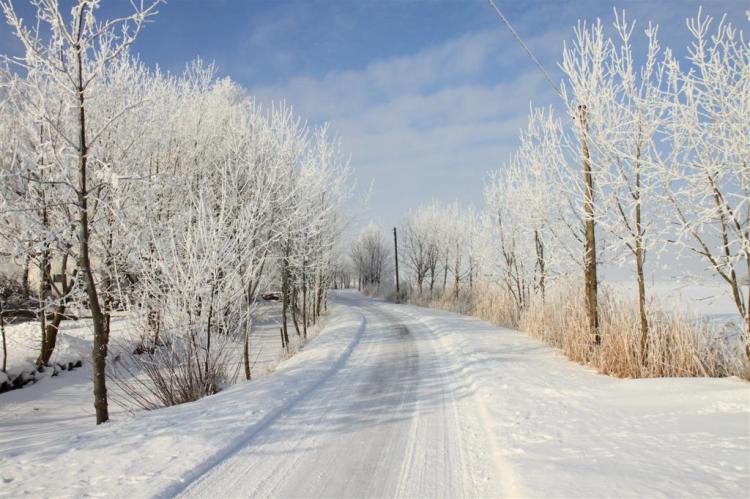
[245,0,747,229]
[247,26,562,228]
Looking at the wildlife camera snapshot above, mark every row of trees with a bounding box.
[399,202,479,298]
[0,1,350,420]
[397,10,748,362]
[348,203,481,300]
[348,201,481,299]
[349,224,392,293]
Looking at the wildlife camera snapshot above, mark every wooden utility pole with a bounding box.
[393,227,400,296]
[579,104,600,345]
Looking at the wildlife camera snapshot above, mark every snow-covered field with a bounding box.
[1,290,748,498]
[606,279,745,321]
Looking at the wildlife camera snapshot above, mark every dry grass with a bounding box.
[405,284,517,328]
[405,281,749,380]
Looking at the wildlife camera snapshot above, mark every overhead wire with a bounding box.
[485,0,563,98]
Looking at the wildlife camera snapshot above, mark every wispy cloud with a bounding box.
[245,1,746,228]
[248,24,565,227]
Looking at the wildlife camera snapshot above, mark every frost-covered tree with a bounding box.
[484,107,568,313]
[591,13,670,362]
[401,203,441,294]
[559,18,618,345]
[1,0,162,423]
[660,11,750,357]
[113,88,350,405]
[350,224,391,293]
[0,1,353,413]
[400,201,479,299]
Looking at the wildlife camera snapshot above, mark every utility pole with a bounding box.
[579,104,600,345]
[393,227,400,297]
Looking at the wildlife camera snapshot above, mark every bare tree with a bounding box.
[350,224,391,293]
[595,13,669,363]
[401,204,441,294]
[2,0,163,424]
[660,10,750,358]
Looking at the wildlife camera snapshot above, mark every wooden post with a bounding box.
[579,104,600,346]
[393,227,400,297]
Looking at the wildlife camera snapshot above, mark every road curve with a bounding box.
[178,292,505,498]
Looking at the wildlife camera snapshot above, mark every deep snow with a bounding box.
[0,290,748,498]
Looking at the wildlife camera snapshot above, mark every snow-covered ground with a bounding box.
[1,290,748,498]
[0,299,300,476]
[1,299,293,384]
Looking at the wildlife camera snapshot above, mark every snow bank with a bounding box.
[0,304,365,498]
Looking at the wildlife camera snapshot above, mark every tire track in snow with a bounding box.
[174,294,521,498]
[178,300,421,498]
[393,304,528,498]
[238,312,390,497]
[159,311,368,498]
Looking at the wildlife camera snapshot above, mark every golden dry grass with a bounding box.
[405,281,749,380]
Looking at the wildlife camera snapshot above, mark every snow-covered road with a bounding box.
[178,293,514,498]
[1,290,748,498]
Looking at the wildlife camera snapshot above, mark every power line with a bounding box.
[485,0,562,98]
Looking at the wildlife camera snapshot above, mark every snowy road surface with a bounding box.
[178,293,514,498]
[1,290,748,498]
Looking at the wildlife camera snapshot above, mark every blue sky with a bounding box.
[1,0,747,230]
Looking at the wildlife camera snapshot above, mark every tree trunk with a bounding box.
[534,229,545,301]
[636,246,648,363]
[21,253,31,297]
[205,289,214,383]
[316,282,324,323]
[1,300,6,373]
[634,160,649,365]
[302,284,308,340]
[242,278,258,381]
[76,42,109,424]
[442,258,449,292]
[469,258,474,292]
[291,288,301,337]
[393,228,400,297]
[280,250,290,349]
[37,196,52,367]
[579,105,600,346]
[243,317,252,381]
[314,268,322,323]
[147,310,161,348]
[101,234,114,371]
[302,260,308,339]
[453,242,460,300]
[37,304,66,366]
